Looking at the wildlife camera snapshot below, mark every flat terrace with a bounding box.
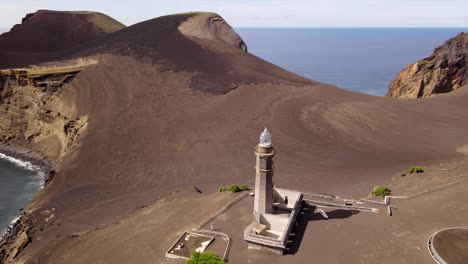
[0,62,97,76]
[0,61,98,90]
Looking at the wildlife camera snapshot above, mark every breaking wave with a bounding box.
[0,152,45,186]
[1,215,21,237]
[0,153,45,237]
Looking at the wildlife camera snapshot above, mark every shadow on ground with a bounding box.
[287,203,359,255]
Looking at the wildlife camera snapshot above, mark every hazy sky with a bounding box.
[0,0,467,29]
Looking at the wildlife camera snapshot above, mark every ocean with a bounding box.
[0,27,467,233]
[0,154,44,234]
[237,28,468,95]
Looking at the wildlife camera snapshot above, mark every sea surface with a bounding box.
[237,28,468,95]
[0,154,43,234]
[0,27,467,234]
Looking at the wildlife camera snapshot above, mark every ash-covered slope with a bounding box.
[387,32,468,98]
[77,12,311,93]
[0,10,125,68]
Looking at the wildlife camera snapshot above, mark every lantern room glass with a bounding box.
[259,128,272,147]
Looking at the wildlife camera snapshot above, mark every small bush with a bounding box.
[240,185,249,191]
[186,251,226,264]
[371,186,391,197]
[218,187,226,192]
[407,166,424,174]
[228,184,241,193]
[400,172,406,177]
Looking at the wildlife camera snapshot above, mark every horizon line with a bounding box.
[0,26,467,31]
[235,26,468,29]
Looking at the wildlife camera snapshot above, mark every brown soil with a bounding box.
[0,11,467,264]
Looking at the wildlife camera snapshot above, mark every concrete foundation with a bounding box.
[244,188,303,255]
[247,242,285,255]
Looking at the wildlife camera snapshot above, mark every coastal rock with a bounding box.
[0,213,33,264]
[386,32,468,98]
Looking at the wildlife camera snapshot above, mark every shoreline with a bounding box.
[0,143,52,254]
[0,211,33,262]
[0,143,52,175]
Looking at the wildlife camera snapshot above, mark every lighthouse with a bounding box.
[253,128,276,221]
[244,128,303,254]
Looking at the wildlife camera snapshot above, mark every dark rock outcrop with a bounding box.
[178,12,248,51]
[387,32,467,98]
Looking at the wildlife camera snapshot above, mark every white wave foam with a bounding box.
[0,153,46,239]
[0,152,39,171]
[0,152,46,186]
[9,216,20,225]
[1,215,23,239]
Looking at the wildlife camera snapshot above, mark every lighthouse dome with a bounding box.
[259,128,272,147]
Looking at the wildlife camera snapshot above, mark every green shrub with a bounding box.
[371,186,391,197]
[400,172,406,177]
[240,185,249,191]
[407,166,424,174]
[227,184,241,193]
[218,187,226,192]
[186,251,226,264]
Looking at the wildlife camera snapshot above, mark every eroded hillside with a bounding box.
[0,61,95,161]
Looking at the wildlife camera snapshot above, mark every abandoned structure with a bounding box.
[166,232,215,260]
[244,128,303,255]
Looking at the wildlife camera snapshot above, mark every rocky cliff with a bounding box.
[0,61,93,162]
[387,32,467,98]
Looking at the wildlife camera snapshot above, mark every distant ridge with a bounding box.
[0,10,125,68]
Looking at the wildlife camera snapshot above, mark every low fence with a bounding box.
[304,199,379,213]
[194,229,232,261]
[191,192,249,261]
[194,192,249,230]
[390,176,468,200]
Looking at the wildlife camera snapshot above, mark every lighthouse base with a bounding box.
[244,188,303,255]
